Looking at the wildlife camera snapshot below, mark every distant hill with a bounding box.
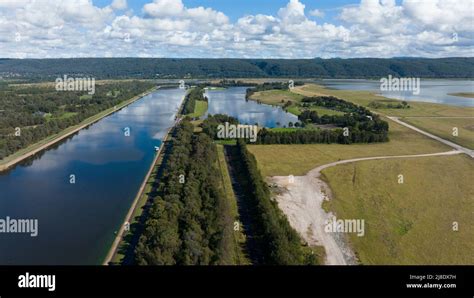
[0,57,473,80]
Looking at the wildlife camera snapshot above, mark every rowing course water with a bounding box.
[0,88,185,265]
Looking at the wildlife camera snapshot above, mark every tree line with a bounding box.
[134,120,235,265]
[182,87,207,115]
[368,100,410,109]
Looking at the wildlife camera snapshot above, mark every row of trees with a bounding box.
[182,87,207,115]
[256,126,388,144]
[134,121,235,265]
[0,81,154,160]
[245,82,290,99]
[368,100,410,109]
[301,96,369,114]
[231,140,318,265]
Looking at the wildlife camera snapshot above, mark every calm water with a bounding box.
[316,79,474,107]
[0,88,185,265]
[205,87,298,128]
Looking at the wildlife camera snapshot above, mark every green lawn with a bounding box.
[250,89,304,106]
[322,154,474,264]
[187,100,208,118]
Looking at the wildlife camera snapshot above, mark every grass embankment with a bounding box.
[216,144,251,265]
[448,92,474,98]
[248,118,450,177]
[0,87,157,171]
[322,154,474,265]
[404,117,474,149]
[250,89,345,117]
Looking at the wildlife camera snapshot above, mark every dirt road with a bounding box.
[270,150,462,265]
[388,116,474,158]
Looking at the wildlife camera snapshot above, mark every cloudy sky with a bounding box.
[1,0,473,59]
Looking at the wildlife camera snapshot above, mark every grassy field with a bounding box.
[291,84,474,117]
[448,92,474,98]
[216,145,251,265]
[404,117,474,149]
[250,89,303,106]
[248,118,450,177]
[186,100,208,118]
[251,88,345,117]
[321,154,474,265]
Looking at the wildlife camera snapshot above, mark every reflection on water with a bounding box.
[205,87,298,128]
[316,79,474,107]
[0,88,185,265]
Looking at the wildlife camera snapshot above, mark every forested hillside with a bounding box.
[1,57,472,80]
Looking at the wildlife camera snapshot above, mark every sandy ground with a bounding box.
[271,175,356,265]
[269,150,463,265]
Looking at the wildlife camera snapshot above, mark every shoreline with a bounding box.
[0,86,158,173]
[103,92,187,265]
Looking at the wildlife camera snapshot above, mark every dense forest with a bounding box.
[134,121,235,265]
[0,81,154,160]
[1,57,473,80]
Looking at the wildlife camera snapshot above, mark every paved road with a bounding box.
[388,116,474,158]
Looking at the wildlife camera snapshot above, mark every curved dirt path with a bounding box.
[388,116,474,158]
[270,150,463,265]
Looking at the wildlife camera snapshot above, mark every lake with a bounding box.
[315,79,474,107]
[205,87,298,128]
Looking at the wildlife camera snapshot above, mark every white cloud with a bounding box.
[111,0,127,10]
[309,9,324,18]
[0,0,472,59]
[143,0,184,18]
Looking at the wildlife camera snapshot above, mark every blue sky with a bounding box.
[92,0,362,23]
[1,0,472,58]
